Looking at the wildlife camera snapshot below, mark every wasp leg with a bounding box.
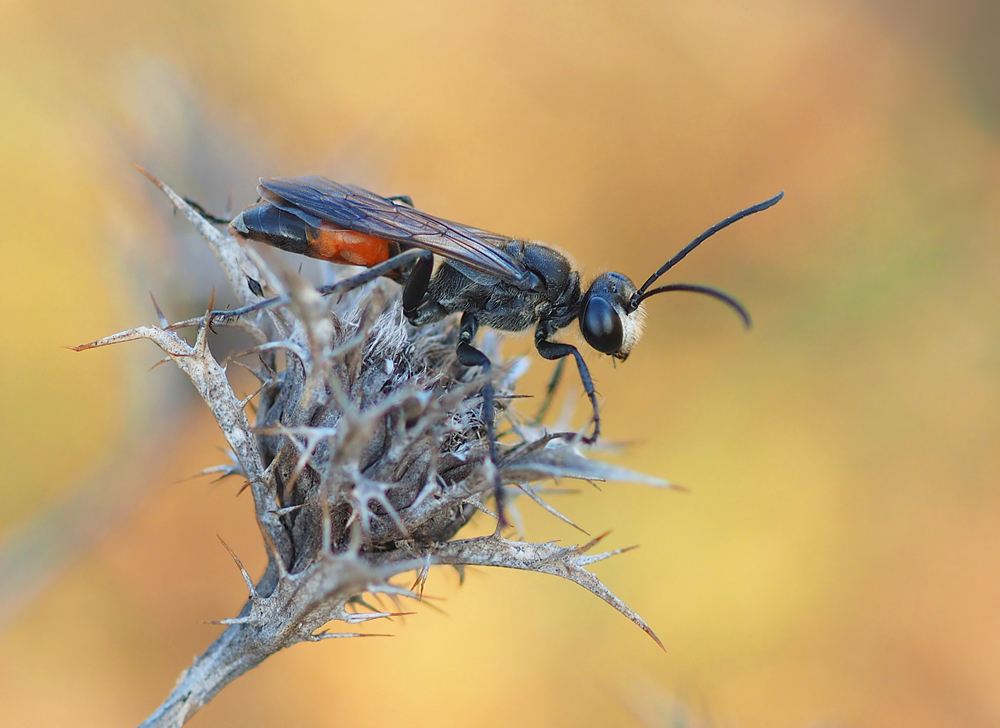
[401,250,434,320]
[317,248,429,299]
[455,313,506,527]
[203,248,428,324]
[182,198,231,225]
[534,338,600,443]
[534,357,567,424]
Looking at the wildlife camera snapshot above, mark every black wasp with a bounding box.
[197,176,783,522]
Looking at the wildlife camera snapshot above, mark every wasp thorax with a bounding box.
[580,272,643,360]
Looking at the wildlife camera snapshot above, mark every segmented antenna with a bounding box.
[628,191,784,313]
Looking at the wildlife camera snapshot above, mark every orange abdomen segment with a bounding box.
[306,224,392,267]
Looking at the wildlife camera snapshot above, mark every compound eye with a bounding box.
[581,296,624,354]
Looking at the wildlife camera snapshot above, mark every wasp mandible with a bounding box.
[195,176,783,522]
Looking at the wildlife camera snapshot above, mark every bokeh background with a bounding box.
[2,1,999,726]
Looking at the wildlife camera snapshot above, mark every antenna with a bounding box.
[629,191,784,311]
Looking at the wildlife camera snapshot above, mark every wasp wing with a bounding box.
[257,176,536,289]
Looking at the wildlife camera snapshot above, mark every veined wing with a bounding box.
[257,176,536,289]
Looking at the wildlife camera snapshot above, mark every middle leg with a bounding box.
[454,312,507,527]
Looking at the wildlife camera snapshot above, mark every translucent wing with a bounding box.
[257,176,536,288]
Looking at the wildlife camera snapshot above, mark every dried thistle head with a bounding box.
[77,171,672,728]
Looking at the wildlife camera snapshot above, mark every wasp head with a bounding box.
[581,192,785,362]
[579,272,646,361]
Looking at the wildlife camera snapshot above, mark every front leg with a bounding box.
[454,313,507,526]
[534,357,566,424]
[534,337,601,443]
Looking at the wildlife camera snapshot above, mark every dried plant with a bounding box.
[74,172,672,727]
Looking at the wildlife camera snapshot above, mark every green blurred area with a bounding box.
[1,1,999,726]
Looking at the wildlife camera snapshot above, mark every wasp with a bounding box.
[195,177,782,522]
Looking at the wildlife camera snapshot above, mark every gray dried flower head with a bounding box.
[75,170,672,728]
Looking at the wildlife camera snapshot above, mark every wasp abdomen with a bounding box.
[230,203,309,254]
[230,202,394,268]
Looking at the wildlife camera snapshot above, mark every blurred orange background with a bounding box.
[2,1,999,726]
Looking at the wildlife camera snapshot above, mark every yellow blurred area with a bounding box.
[2,1,1000,726]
